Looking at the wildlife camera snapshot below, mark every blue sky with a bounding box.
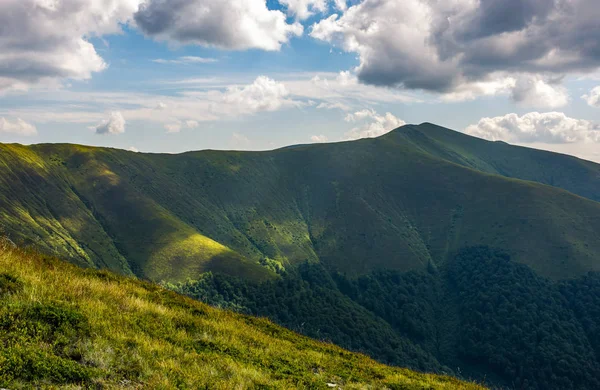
[1,0,600,162]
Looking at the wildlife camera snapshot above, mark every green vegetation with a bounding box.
[174,247,600,390]
[167,263,445,374]
[3,124,600,389]
[3,124,600,282]
[0,245,483,389]
[391,123,600,202]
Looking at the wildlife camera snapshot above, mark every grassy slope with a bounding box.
[2,125,600,281]
[0,244,483,390]
[392,123,600,202]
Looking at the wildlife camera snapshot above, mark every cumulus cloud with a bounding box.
[465,112,600,144]
[511,75,569,108]
[134,0,303,51]
[0,0,306,93]
[0,117,37,136]
[344,109,405,140]
[220,76,297,115]
[0,0,140,93]
[280,0,327,20]
[582,86,600,107]
[310,0,600,99]
[95,112,126,135]
[127,146,139,152]
[310,134,328,142]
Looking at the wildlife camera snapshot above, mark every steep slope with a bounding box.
[0,244,483,389]
[175,247,600,390]
[2,128,600,281]
[391,123,600,202]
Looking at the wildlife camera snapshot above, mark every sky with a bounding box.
[1,0,600,162]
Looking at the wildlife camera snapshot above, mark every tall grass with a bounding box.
[0,245,484,389]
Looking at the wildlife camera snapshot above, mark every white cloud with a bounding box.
[280,0,327,20]
[164,119,199,133]
[134,0,303,51]
[0,0,141,93]
[0,0,307,94]
[440,75,516,102]
[465,112,600,144]
[333,0,347,11]
[310,0,600,102]
[316,102,351,111]
[220,76,298,116]
[128,146,139,152]
[511,75,569,108]
[0,117,37,136]
[152,57,218,65]
[284,71,420,111]
[582,86,600,107]
[2,76,306,133]
[310,134,328,142]
[95,111,126,135]
[344,109,405,140]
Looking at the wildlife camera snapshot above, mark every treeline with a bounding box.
[169,247,600,390]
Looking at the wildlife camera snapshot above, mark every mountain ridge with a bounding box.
[2,123,600,282]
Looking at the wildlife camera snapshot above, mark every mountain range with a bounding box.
[3,123,600,389]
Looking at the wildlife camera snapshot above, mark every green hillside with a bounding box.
[2,125,600,282]
[3,124,600,389]
[0,244,484,389]
[174,247,600,390]
[392,123,600,202]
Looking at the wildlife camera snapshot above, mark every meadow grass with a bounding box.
[0,245,485,389]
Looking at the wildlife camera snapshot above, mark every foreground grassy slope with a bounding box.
[0,244,483,389]
[3,125,600,281]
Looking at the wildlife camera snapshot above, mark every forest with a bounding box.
[170,247,600,390]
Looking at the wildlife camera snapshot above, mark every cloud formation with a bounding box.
[582,86,600,107]
[0,0,303,94]
[220,76,297,115]
[465,112,600,144]
[95,112,126,135]
[344,109,405,140]
[0,117,37,136]
[511,75,569,108]
[134,0,303,51]
[0,0,139,93]
[311,0,600,99]
[280,0,327,20]
[164,119,199,133]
